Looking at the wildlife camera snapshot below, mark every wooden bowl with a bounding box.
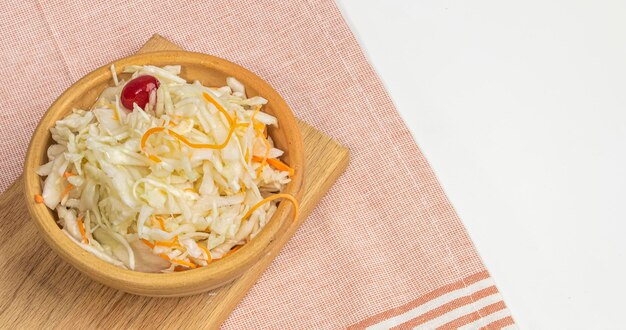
[23,51,304,297]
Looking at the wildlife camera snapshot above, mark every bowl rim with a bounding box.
[23,50,304,296]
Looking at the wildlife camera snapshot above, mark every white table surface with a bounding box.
[336,1,626,329]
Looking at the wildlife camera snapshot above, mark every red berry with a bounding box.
[121,75,160,110]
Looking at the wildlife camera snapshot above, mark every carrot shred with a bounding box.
[141,239,155,249]
[266,158,295,176]
[34,194,44,204]
[224,245,241,257]
[254,122,265,132]
[251,155,264,163]
[167,126,236,149]
[154,240,180,248]
[203,92,234,125]
[77,216,88,244]
[61,183,73,198]
[253,156,295,176]
[251,105,262,123]
[236,121,263,132]
[242,193,300,223]
[140,94,237,159]
[174,265,187,272]
[158,253,170,261]
[153,216,166,231]
[63,172,75,179]
[171,259,197,269]
[247,105,265,135]
[254,136,272,177]
[148,154,162,163]
[141,127,166,150]
[198,244,212,262]
[140,93,245,161]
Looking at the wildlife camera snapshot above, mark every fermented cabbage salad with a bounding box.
[35,65,298,272]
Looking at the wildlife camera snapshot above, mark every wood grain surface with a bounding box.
[0,35,349,329]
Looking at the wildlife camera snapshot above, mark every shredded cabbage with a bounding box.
[37,65,293,272]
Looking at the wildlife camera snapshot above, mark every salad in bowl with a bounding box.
[33,64,298,273]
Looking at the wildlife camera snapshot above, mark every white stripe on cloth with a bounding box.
[367,278,495,329]
[413,293,504,329]
[458,309,514,330]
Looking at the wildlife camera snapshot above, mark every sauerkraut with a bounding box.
[35,65,297,273]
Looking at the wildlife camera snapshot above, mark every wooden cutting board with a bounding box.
[0,35,349,329]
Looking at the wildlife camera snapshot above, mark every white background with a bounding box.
[336,1,626,329]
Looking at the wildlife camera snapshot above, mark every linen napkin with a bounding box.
[0,0,516,328]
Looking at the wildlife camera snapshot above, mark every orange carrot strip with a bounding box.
[158,253,170,261]
[254,122,265,132]
[140,127,164,162]
[151,216,166,231]
[167,127,236,149]
[34,194,44,204]
[202,92,235,127]
[255,166,264,177]
[141,239,155,249]
[141,93,237,160]
[198,244,212,262]
[154,240,180,248]
[77,216,88,244]
[141,121,238,155]
[266,158,295,176]
[171,259,197,269]
[140,127,166,150]
[63,172,75,179]
[61,184,73,198]
[242,193,300,223]
[224,245,241,257]
[237,121,263,133]
[253,156,294,175]
[251,155,264,163]
[254,137,272,177]
[251,105,262,122]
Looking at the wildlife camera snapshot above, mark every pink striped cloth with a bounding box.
[0,1,516,328]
